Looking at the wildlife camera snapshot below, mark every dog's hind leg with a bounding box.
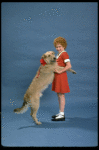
[30,107,33,116]
[31,99,42,125]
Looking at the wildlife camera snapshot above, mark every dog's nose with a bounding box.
[54,57,56,60]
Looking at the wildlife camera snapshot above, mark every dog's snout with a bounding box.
[54,57,56,60]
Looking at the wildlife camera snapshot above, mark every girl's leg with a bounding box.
[57,93,60,111]
[52,93,60,118]
[58,93,65,113]
[52,93,65,120]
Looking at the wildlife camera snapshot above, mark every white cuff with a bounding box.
[64,59,70,63]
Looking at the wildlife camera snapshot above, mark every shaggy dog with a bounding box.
[14,51,76,125]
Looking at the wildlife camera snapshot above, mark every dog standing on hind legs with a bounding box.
[14,51,76,125]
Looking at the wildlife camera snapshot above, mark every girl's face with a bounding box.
[55,44,65,53]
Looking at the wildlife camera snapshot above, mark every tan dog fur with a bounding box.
[14,51,76,125]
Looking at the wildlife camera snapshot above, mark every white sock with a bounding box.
[59,112,64,116]
[56,112,64,119]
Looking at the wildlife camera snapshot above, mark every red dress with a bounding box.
[52,51,70,93]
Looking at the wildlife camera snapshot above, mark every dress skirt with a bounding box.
[52,72,70,93]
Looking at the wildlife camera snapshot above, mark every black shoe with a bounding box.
[52,113,60,118]
[52,115,65,121]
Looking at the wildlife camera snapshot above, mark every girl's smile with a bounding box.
[55,44,65,54]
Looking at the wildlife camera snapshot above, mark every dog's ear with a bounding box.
[41,54,47,59]
[52,51,55,54]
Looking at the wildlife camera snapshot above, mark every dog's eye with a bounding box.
[48,55,50,57]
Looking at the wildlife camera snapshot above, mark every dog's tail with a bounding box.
[13,101,30,114]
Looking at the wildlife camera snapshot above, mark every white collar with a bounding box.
[56,50,66,59]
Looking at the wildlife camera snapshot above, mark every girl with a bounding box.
[52,37,71,121]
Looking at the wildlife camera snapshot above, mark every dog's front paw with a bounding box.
[73,71,76,74]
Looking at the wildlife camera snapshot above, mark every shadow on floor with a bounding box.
[18,116,97,132]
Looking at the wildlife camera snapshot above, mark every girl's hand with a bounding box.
[54,69,62,74]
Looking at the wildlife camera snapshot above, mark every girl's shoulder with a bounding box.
[61,51,68,55]
[61,51,69,56]
[61,51,69,59]
[56,51,69,59]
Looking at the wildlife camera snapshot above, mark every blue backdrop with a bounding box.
[1,2,98,147]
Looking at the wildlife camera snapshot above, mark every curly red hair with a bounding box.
[53,37,67,49]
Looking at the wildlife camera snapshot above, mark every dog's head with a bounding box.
[41,51,56,64]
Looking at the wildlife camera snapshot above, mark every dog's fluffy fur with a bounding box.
[14,51,76,125]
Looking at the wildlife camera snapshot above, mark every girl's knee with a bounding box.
[57,93,65,98]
